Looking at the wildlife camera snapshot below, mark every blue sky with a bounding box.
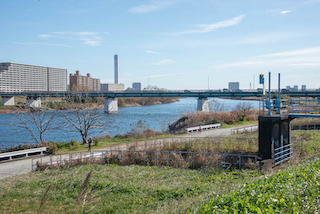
[1,0,320,90]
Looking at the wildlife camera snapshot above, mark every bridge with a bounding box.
[1,89,320,113]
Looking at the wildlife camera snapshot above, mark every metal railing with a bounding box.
[32,150,258,171]
[0,141,40,153]
[231,125,258,135]
[291,123,320,130]
[272,144,292,165]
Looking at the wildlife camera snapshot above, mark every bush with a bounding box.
[93,137,99,146]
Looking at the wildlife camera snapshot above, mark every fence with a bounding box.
[32,150,258,171]
[291,123,320,130]
[0,141,40,153]
[108,137,259,153]
[272,144,292,165]
[231,126,258,135]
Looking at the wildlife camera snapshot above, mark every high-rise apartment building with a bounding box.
[69,70,100,91]
[228,82,240,91]
[132,82,141,91]
[0,62,67,92]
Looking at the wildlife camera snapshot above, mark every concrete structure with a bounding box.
[114,55,119,84]
[132,82,141,91]
[26,97,41,108]
[1,96,14,106]
[293,85,298,91]
[197,98,209,112]
[69,71,100,91]
[101,83,124,92]
[259,115,293,160]
[302,85,306,91]
[104,98,118,113]
[228,82,239,91]
[0,62,67,92]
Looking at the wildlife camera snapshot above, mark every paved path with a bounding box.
[0,123,257,180]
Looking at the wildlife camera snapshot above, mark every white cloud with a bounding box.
[214,46,320,69]
[128,0,177,14]
[150,59,174,65]
[280,10,291,14]
[166,15,245,36]
[11,41,70,47]
[258,46,320,58]
[37,31,107,46]
[146,50,161,54]
[38,34,53,39]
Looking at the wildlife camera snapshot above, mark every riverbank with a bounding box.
[0,97,180,114]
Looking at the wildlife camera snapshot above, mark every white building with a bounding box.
[228,82,240,91]
[101,83,124,91]
[0,62,67,92]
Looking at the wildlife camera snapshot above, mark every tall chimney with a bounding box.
[114,54,119,84]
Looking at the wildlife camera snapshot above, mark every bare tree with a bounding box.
[3,101,58,144]
[234,102,254,121]
[210,99,226,112]
[58,92,110,144]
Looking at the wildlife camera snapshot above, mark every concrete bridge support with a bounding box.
[26,97,41,108]
[197,98,209,112]
[1,96,14,106]
[104,98,118,113]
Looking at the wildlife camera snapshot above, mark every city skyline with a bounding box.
[1,0,320,90]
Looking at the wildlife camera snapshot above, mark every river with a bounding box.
[0,98,259,145]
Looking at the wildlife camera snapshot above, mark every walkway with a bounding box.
[0,123,257,179]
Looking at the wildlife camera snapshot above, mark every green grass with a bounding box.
[54,134,182,154]
[0,164,260,213]
[197,157,320,213]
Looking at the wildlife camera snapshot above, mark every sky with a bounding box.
[0,0,320,90]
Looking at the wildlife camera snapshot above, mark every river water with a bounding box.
[0,98,259,145]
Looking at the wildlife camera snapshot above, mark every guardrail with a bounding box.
[0,147,47,161]
[0,141,39,153]
[231,125,258,135]
[186,123,221,133]
[32,150,258,171]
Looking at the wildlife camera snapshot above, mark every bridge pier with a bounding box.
[1,96,14,106]
[197,97,209,112]
[26,97,41,108]
[104,98,118,113]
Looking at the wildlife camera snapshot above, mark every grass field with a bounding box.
[0,164,261,213]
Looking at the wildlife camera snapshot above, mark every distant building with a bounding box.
[293,85,298,91]
[132,82,141,91]
[114,55,119,84]
[302,85,306,91]
[286,86,291,90]
[101,83,124,91]
[228,82,239,91]
[69,70,100,91]
[0,62,67,92]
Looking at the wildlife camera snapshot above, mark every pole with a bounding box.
[263,81,265,116]
[278,73,281,114]
[253,74,255,90]
[268,72,271,115]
